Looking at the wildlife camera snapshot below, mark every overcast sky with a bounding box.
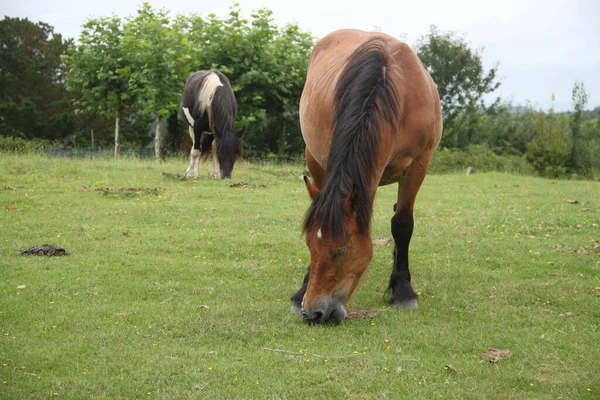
[3,0,599,111]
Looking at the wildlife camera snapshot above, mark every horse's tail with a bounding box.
[322,37,402,236]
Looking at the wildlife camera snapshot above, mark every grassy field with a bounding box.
[1,154,598,399]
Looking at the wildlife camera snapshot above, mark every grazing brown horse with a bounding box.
[291,29,442,324]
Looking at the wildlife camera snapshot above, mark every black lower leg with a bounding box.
[387,205,418,305]
[291,265,310,308]
[194,117,211,158]
[199,132,213,158]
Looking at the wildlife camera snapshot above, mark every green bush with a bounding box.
[429,145,533,175]
[525,113,570,178]
[0,135,53,154]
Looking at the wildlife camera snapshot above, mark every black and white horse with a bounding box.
[181,70,242,179]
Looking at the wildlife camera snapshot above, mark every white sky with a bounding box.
[2,0,599,111]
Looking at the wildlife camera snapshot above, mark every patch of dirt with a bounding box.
[444,364,459,373]
[549,240,600,256]
[19,244,69,256]
[482,348,512,363]
[559,312,574,318]
[372,238,391,246]
[230,182,266,189]
[346,309,378,319]
[95,187,164,197]
[162,172,187,181]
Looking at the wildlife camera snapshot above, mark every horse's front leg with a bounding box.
[290,265,310,314]
[388,205,418,309]
[185,150,201,178]
[185,126,200,178]
[387,161,430,309]
[209,138,220,179]
[210,134,221,179]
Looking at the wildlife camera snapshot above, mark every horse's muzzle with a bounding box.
[301,298,347,325]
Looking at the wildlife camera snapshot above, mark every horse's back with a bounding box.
[300,29,442,184]
[182,70,237,123]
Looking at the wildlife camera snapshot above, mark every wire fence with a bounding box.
[43,147,305,165]
[45,147,157,159]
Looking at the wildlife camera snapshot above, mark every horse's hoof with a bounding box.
[390,298,419,310]
[290,303,302,315]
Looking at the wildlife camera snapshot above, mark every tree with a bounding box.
[0,17,75,140]
[471,103,537,155]
[63,15,133,158]
[267,24,314,155]
[580,118,600,174]
[185,5,314,156]
[526,96,570,177]
[121,2,193,159]
[415,25,501,148]
[569,80,589,173]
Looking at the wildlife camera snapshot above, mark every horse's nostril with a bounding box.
[302,309,326,324]
[312,311,324,322]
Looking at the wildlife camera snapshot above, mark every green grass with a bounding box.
[1,154,599,399]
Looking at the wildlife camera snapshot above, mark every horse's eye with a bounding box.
[331,248,347,260]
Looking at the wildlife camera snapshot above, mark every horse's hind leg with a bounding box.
[388,158,430,309]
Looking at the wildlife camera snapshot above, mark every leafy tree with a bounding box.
[580,118,600,173]
[415,25,501,148]
[267,24,314,155]
[471,103,537,155]
[568,80,589,173]
[526,98,570,177]
[186,5,314,156]
[0,17,75,140]
[121,2,193,159]
[63,15,133,158]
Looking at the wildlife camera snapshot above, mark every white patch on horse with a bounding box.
[317,228,322,239]
[198,73,223,131]
[182,107,195,127]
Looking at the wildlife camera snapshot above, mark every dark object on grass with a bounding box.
[162,172,187,181]
[230,182,266,189]
[346,309,378,319]
[19,244,69,256]
[95,187,162,197]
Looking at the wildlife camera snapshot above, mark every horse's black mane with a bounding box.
[303,38,401,240]
[211,72,242,160]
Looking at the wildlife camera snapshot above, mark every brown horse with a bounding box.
[291,29,442,324]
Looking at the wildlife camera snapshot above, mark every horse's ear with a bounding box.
[303,176,320,200]
[343,185,359,216]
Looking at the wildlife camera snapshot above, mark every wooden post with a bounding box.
[114,112,120,160]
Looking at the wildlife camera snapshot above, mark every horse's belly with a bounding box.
[379,156,414,186]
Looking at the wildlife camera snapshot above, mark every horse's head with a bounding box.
[216,130,243,179]
[301,177,373,324]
